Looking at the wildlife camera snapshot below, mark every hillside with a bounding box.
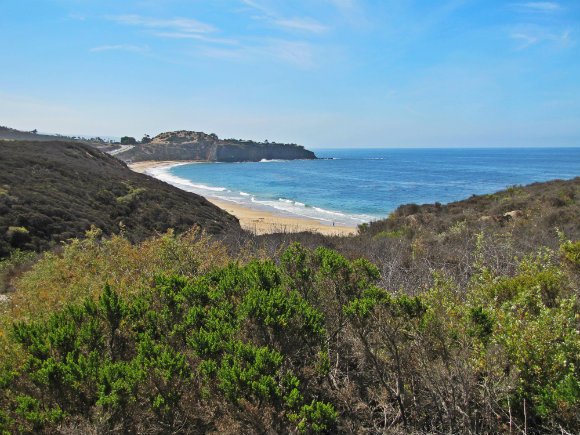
[118,130,317,162]
[253,176,580,302]
[0,126,80,143]
[0,140,240,258]
[362,177,580,241]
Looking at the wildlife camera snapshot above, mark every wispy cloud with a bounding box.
[513,2,562,13]
[510,25,572,49]
[240,0,270,16]
[152,32,238,45]
[511,32,541,48]
[106,10,320,67]
[107,14,239,45]
[109,15,216,34]
[509,2,572,49]
[90,44,149,53]
[273,18,329,34]
[240,0,329,34]
[200,39,318,69]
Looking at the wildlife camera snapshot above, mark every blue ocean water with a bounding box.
[149,148,580,226]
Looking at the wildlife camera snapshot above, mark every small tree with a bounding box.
[120,136,137,145]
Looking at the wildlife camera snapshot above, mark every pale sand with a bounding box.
[128,160,357,236]
[128,160,201,172]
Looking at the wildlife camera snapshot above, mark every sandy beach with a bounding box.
[129,161,357,236]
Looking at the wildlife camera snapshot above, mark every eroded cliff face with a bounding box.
[120,131,316,162]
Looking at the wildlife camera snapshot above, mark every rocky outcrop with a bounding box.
[119,131,316,162]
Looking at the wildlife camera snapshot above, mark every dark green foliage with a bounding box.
[1,236,579,433]
[120,136,137,145]
[1,253,342,432]
[468,306,494,343]
[14,396,64,432]
[0,140,239,258]
[290,400,338,433]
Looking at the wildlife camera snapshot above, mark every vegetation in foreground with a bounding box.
[0,225,578,434]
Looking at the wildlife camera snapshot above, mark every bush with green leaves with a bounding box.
[1,251,343,433]
[0,240,578,434]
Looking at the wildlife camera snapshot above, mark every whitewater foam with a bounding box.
[143,162,368,226]
[146,166,227,192]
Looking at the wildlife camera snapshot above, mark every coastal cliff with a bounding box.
[119,130,317,162]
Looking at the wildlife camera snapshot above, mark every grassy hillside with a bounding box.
[0,140,239,258]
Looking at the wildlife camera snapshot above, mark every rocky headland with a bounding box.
[117,130,317,162]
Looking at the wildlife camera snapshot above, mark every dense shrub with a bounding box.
[0,239,578,433]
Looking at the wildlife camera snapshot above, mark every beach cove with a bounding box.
[129,160,357,236]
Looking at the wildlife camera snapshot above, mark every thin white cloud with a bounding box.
[239,0,329,34]
[152,32,239,45]
[240,0,271,16]
[90,44,149,53]
[109,15,215,34]
[273,18,329,34]
[199,39,317,69]
[511,32,540,48]
[510,25,573,49]
[514,2,562,12]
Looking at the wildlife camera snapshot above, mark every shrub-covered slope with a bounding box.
[0,140,239,257]
[363,177,580,239]
[0,126,79,143]
[0,234,578,434]
[252,177,580,299]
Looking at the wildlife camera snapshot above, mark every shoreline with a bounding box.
[128,160,357,236]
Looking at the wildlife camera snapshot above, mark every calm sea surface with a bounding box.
[149,148,580,226]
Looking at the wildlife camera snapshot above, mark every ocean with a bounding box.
[148,148,580,227]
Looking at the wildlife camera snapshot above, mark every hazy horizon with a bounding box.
[1,0,579,148]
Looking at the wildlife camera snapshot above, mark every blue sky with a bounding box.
[1,0,579,147]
